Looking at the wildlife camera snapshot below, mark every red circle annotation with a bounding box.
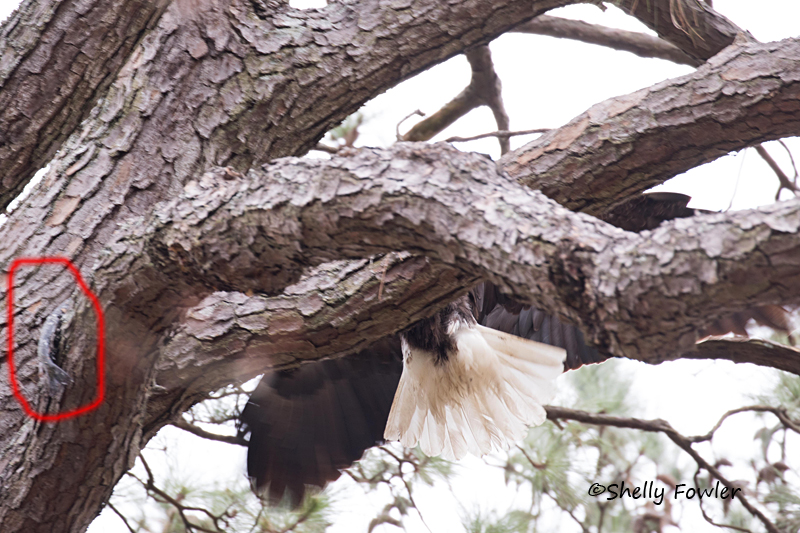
[6,257,105,422]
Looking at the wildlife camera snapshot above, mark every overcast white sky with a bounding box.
[2,0,799,531]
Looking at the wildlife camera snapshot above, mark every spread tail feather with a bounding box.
[384,324,565,460]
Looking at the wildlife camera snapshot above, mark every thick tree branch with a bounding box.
[0,0,168,210]
[106,144,800,367]
[402,0,744,159]
[138,253,474,426]
[1,1,797,531]
[500,37,800,216]
[514,15,700,66]
[3,2,596,528]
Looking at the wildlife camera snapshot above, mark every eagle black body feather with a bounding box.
[237,282,598,504]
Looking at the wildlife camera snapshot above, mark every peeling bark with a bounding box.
[123,144,800,365]
[0,0,168,210]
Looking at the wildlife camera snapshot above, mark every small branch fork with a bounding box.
[127,454,235,533]
[544,405,800,533]
[691,466,750,533]
[755,144,800,200]
[400,11,707,153]
[346,446,438,533]
[402,45,511,154]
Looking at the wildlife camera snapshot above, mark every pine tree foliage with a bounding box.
[112,358,800,533]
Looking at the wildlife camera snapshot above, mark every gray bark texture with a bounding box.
[0,0,798,531]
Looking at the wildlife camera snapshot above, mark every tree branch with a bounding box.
[514,15,700,66]
[0,0,168,210]
[171,417,246,446]
[687,404,800,444]
[685,337,800,377]
[445,128,550,144]
[109,144,800,367]
[107,502,138,533]
[545,406,779,533]
[615,0,746,63]
[132,454,229,533]
[402,45,511,153]
[500,37,800,216]
[138,253,473,428]
[1,1,797,531]
[755,145,799,200]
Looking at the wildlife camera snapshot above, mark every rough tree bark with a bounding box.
[0,0,798,531]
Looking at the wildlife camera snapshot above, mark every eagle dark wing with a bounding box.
[237,337,402,505]
[604,191,697,231]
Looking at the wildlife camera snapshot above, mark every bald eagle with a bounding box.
[237,192,791,504]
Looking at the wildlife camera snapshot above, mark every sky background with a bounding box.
[1,0,799,531]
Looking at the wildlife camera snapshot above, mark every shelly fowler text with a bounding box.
[588,481,742,506]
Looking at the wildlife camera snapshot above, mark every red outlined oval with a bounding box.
[6,257,105,422]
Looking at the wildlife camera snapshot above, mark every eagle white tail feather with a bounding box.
[384,324,565,460]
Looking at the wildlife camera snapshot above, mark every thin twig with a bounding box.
[563,505,591,533]
[777,140,799,182]
[755,144,799,200]
[133,454,228,533]
[445,128,550,144]
[516,445,546,469]
[314,143,339,154]
[693,467,751,532]
[394,455,434,533]
[688,405,800,443]
[396,110,425,140]
[545,406,780,533]
[108,502,138,533]
[726,147,748,211]
[172,417,247,446]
